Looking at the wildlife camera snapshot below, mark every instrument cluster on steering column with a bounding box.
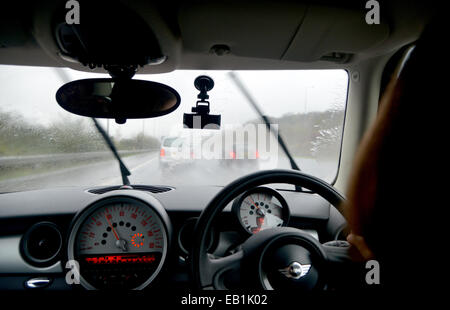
[67,194,170,290]
[232,187,290,235]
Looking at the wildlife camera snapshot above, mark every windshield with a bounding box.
[0,66,348,192]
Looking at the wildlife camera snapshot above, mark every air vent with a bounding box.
[21,222,62,267]
[88,185,174,195]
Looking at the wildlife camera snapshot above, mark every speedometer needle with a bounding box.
[105,215,128,251]
[249,197,262,211]
[106,215,119,240]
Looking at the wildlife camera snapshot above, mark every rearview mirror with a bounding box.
[56,78,180,124]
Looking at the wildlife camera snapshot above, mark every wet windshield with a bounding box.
[0,66,348,192]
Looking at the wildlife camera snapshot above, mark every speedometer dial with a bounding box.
[67,196,169,290]
[232,187,290,234]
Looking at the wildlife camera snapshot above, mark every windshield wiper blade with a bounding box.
[228,72,301,172]
[92,118,131,186]
[53,68,131,186]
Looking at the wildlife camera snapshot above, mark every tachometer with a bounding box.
[232,187,290,234]
[67,195,170,290]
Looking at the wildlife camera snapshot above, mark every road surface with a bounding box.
[0,152,336,192]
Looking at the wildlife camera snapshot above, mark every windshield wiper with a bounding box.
[54,68,131,186]
[92,118,131,186]
[228,72,301,172]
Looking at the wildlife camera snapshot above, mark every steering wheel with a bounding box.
[191,169,346,290]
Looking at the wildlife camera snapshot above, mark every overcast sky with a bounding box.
[0,65,348,139]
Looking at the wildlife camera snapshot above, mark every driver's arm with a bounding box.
[347,233,374,261]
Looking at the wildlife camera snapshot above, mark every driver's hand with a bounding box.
[346,233,374,260]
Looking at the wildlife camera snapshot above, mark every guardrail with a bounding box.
[0,149,158,168]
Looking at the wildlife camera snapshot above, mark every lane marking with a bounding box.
[130,156,158,172]
[98,154,158,186]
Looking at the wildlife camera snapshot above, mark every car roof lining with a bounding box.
[0,0,433,73]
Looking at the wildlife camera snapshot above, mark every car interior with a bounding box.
[0,0,438,300]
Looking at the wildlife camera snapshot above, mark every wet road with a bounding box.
[0,152,336,192]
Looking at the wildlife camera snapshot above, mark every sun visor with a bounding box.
[179,2,307,60]
[283,6,390,63]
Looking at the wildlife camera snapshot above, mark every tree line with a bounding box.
[1,107,344,159]
[0,109,160,156]
[249,109,345,159]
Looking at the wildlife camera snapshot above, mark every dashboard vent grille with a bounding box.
[21,222,62,267]
[88,185,173,195]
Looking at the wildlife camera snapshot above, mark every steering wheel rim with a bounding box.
[191,169,346,289]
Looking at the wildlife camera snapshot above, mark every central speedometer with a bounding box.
[67,194,170,290]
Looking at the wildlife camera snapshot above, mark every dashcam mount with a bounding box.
[192,75,215,114]
[183,75,221,129]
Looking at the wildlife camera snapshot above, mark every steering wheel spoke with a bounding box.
[203,250,244,289]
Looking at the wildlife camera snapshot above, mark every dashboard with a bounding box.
[0,185,346,290]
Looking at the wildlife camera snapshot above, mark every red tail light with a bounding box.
[160,148,165,157]
[229,151,236,159]
[255,150,260,159]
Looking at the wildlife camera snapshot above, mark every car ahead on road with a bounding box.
[159,136,189,170]
[221,143,260,170]
[0,0,439,302]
